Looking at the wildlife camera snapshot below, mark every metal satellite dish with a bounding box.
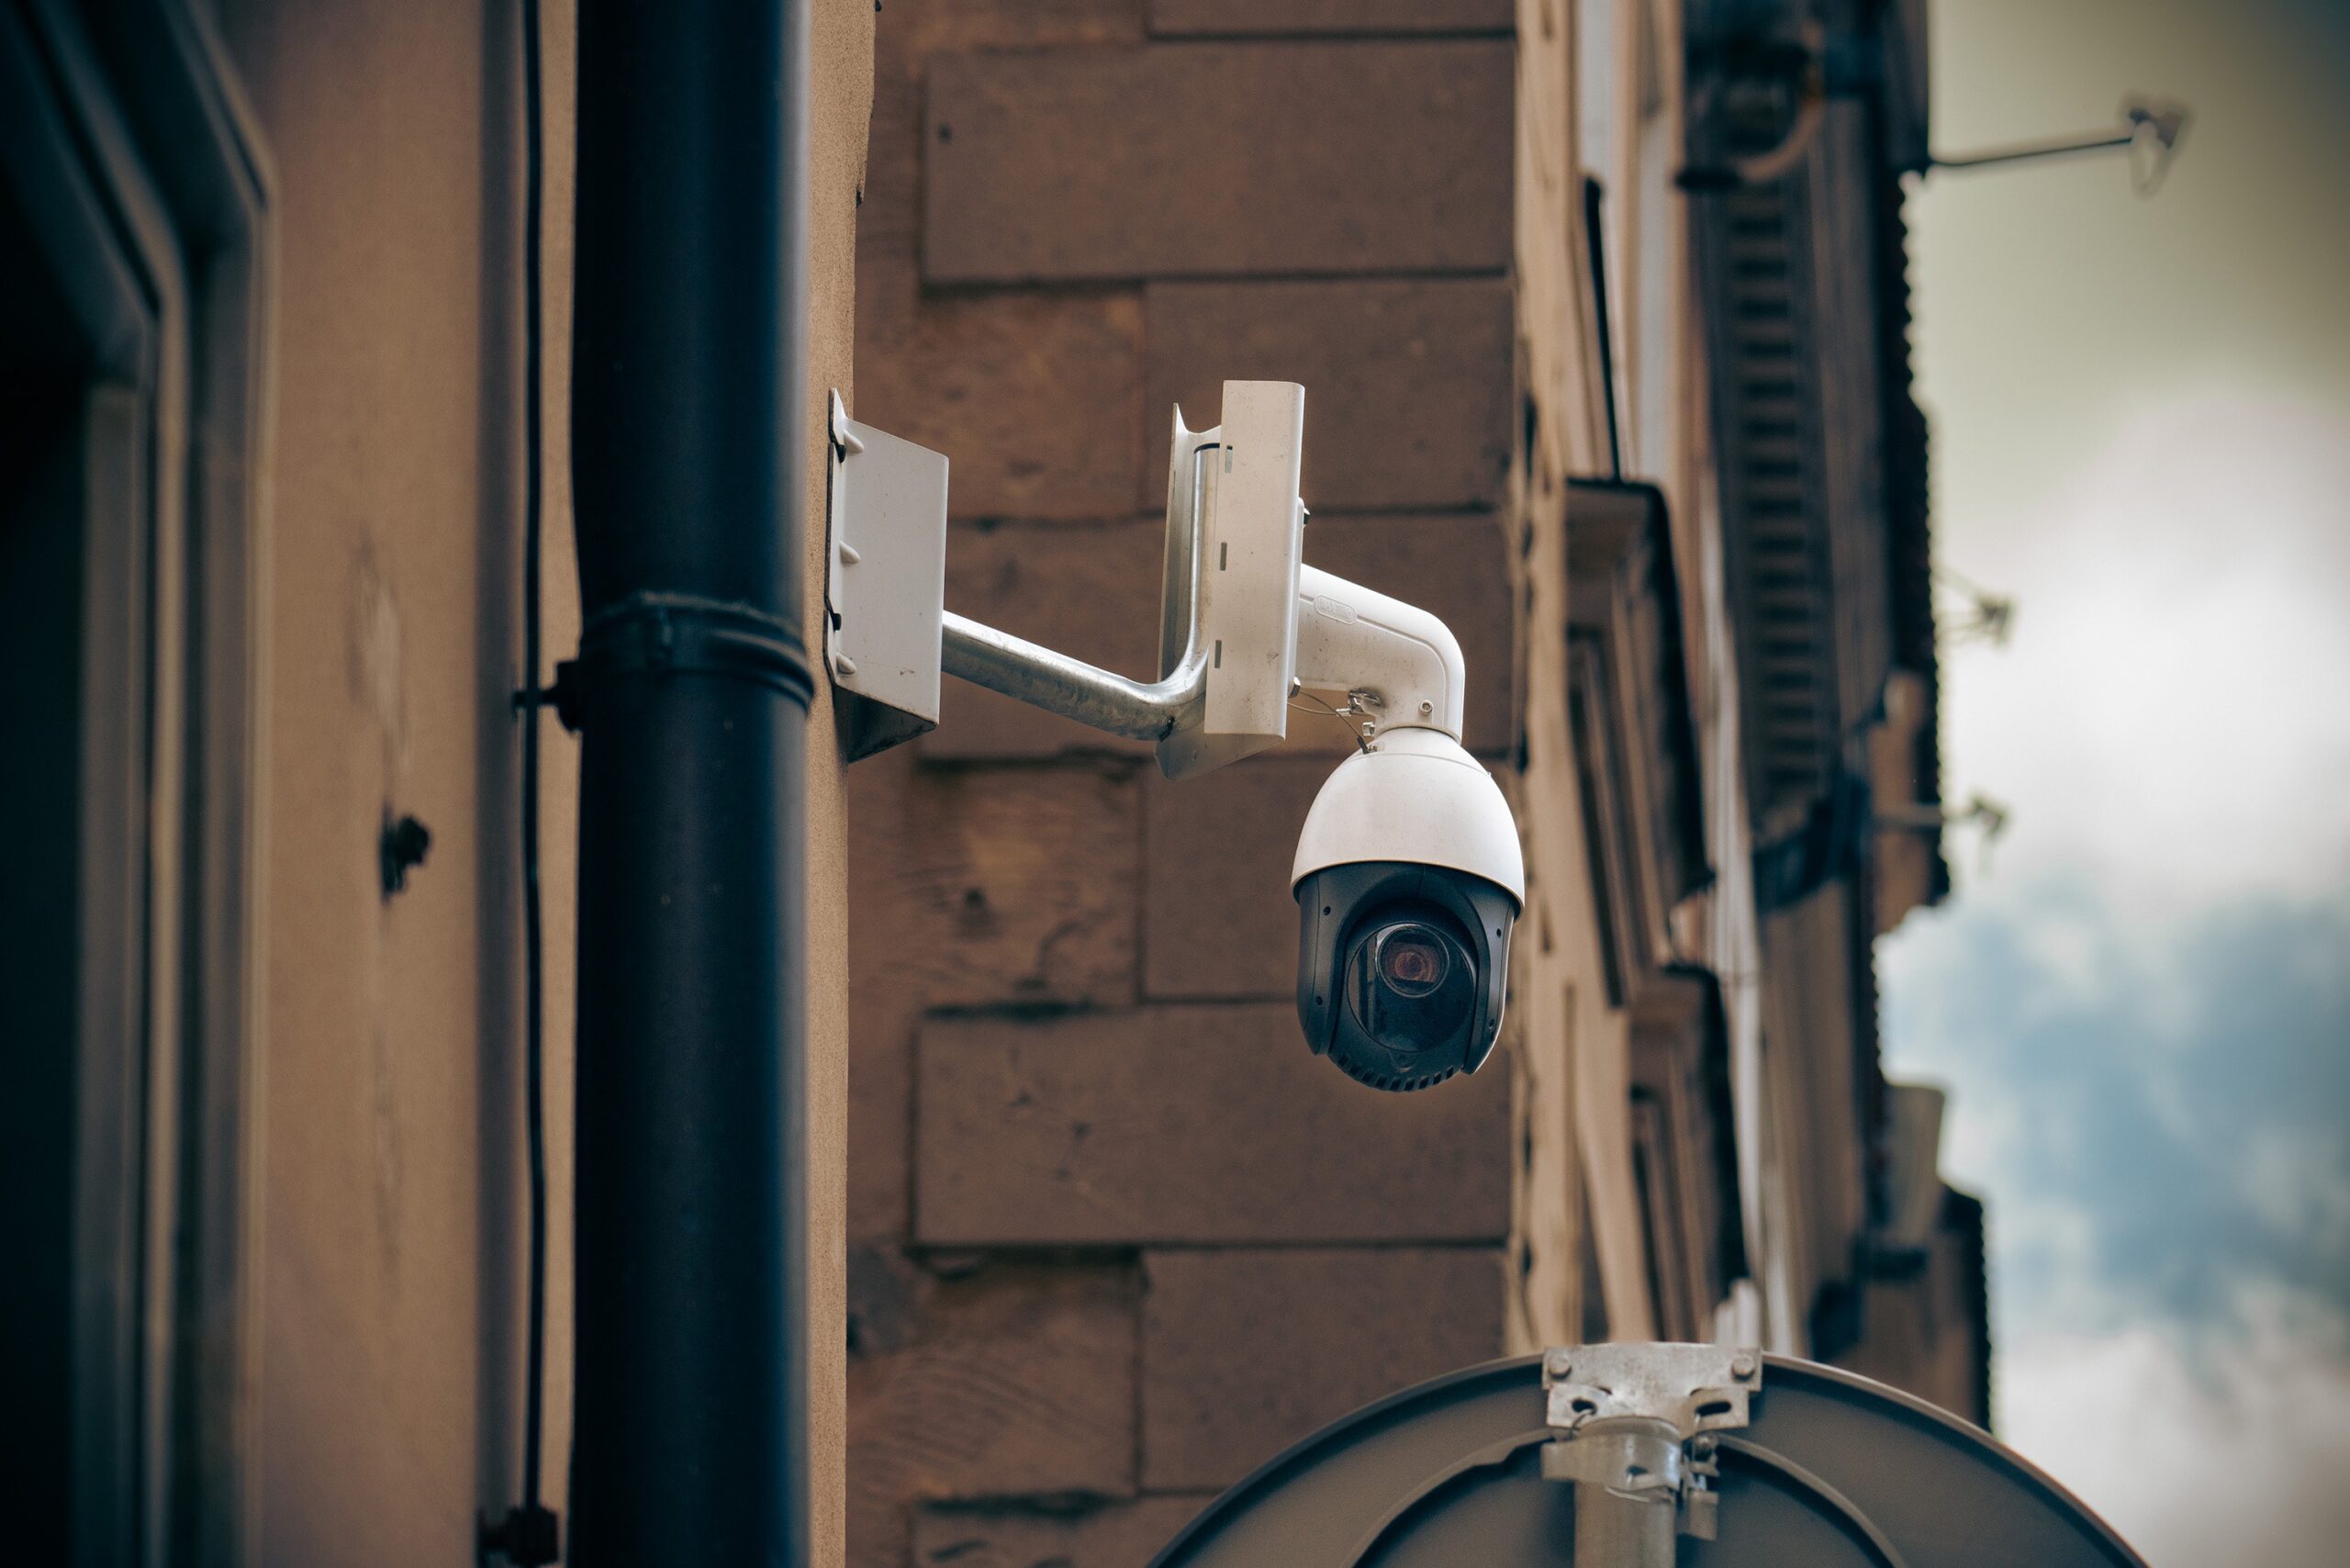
[1149,1346,2143,1567]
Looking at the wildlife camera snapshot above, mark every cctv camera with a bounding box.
[871,376,1525,1090]
[1293,728,1523,1092]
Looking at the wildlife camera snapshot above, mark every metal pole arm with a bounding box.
[940,610,1204,742]
[938,558,1471,754]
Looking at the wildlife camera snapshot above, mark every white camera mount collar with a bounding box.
[1284,566,1521,905]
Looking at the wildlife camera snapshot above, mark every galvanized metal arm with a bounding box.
[937,421,1215,741]
[939,611,1205,742]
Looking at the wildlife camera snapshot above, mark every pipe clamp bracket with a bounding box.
[1540,1343,1762,1545]
[545,591,812,730]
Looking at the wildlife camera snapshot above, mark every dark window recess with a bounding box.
[1630,966,1751,1338]
[1563,479,1711,1002]
[1582,176,1625,481]
[1567,659,1629,1010]
[1578,1180,1612,1345]
[0,5,271,1559]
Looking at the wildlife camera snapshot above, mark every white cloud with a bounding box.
[1937,394,2350,923]
[1998,1285,2350,1568]
[1883,391,2350,1562]
[2237,1129,2350,1257]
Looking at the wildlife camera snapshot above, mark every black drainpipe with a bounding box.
[566,2,811,1562]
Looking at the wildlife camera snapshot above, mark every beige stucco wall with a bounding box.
[218,2,527,1552]
[805,6,878,1562]
[215,0,870,1559]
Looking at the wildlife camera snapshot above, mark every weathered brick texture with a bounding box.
[848,1250,1139,1568]
[849,750,1139,1238]
[923,44,1513,282]
[857,6,1150,521]
[1149,0,1514,35]
[1143,756,1326,1002]
[915,1006,1512,1245]
[1140,1248,1506,1490]
[1146,279,1516,511]
[865,0,1148,258]
[856,274,1146,521]
[912,1497,1212,1568]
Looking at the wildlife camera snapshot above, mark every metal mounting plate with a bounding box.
[1540,1342,1762,1439]
[1157,379,1306,779]
[826,389,947,760]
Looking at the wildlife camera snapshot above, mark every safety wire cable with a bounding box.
[482,0,557,1562]
[1288,686,1372,755]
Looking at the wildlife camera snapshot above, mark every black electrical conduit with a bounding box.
[562,1,815,1563]
[481,0,556,1560]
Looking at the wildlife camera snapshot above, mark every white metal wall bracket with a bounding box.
[825,389,948,760]
[823,381,1469,776]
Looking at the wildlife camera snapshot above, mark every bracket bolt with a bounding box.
[1545,1349,1573,1378]
[1730,1352,1757,1380]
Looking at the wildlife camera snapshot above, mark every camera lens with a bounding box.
[1344,916,1474,1057]
[1376,928,1449,996]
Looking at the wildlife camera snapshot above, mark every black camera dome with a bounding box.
[1295,861,1516,1092]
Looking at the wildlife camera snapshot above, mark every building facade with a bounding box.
[845,0,1982,1563]
[2,1,1980,1565]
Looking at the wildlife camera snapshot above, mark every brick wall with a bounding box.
[846,4,1526,1563]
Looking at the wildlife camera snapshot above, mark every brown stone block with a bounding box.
[1146,279,1516,512]
[912,1496,1210,1568]
[856,275,1144,521]
[856,749,1140,1006]
[1140,1248,1505,1489]
[866,4,1148,260]
[1143,756,1325,1002]
[860,40,924,255]
[849,747,1139,1238]
[923,43,1513,282]
[849,1250,1139,1568]
[914,1007,1512,1245]
[923,520,1163,760]
[1151,0,1513,34]
[894,0,1147,55]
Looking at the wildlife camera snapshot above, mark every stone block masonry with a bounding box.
[849,7,1528,1563]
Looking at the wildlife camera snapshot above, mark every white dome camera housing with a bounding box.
[1292,728,1525,1092]
[862,379,1527,1088]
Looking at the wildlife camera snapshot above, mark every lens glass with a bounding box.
[1344,916,1474,1058]
[1377,931,1449,996]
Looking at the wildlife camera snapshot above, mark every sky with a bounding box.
[1879,1,2350,1562]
